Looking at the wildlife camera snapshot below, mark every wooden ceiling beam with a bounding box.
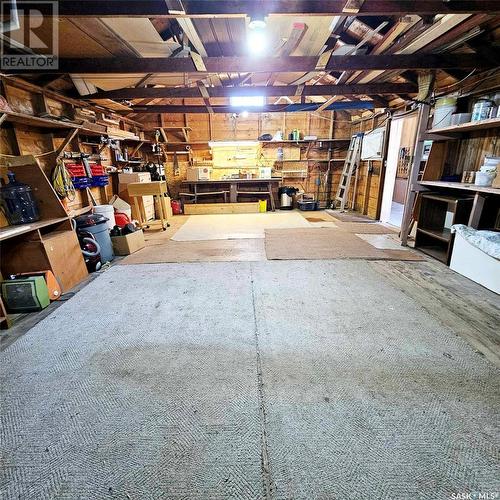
[85,83,417,100]
[22,1,500,17]
[6,54,490,75]
[121,101,376,114]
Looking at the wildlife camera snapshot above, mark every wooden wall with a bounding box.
[2,77,401,219]
[139,109,353,205]
[350,113,390,219]
[0,77,143,219]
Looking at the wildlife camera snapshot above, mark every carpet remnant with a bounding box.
[0,261,498,498]
[120,238,267,264]
[171,212,311,241]
[335,222,398,234]
[326,209,376,223]
[264,228,423,261]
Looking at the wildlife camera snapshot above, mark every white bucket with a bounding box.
[432,98,457,128]
[474,171,495,187]
[93,204,116,230]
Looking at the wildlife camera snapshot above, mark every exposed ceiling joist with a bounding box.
[9,54,489,75]
[342,0,365,14]
[197,82,214,113]
[121,101,376,114]
[21,1,500,17]
[85,83,416,100]
[67,18,141,57]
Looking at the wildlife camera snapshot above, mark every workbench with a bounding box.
[180,178,280,211]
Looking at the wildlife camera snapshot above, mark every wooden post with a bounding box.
[468,192,487,228]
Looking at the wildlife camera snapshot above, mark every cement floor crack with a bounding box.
[250,263,275,500]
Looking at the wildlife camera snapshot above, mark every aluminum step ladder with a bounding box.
[335,133,364,211]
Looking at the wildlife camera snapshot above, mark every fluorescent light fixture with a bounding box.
[209,141,260,148]
[240,110,249,118]
[247,29,267,56]
[230,95,265,108]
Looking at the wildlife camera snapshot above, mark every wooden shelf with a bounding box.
[163,138,351,147]
[416,245,448,263]
[416,227,452,242]
[427,117,500,135]
[0,217,69,242]
[67,205,92,218]
[0,112,145,142]
[261,138,350,145]
[1,111,81,130]
[419,181,500,195]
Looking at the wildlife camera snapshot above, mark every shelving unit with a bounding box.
[401,99,500,250]
[426,117,500,136]
[415,193,474,264]
[0,156,89,328]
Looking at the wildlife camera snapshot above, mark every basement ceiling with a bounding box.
[4,3,500,116]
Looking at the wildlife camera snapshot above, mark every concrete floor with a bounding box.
[1,258,499,499]
[388,201,404,228]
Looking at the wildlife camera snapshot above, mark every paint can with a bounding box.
[471,98,494,122]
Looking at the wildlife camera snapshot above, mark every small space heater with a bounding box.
[1,276,50,313]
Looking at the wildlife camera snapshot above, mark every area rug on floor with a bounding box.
[335,221,398,234]
[264,228,424,260]
[171,212,311,241]
[326,209,376,223]
[120,239,267,264]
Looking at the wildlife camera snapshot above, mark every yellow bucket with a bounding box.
[258,199,267,212]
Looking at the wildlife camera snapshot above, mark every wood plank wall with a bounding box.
[0,80,142,215]
[140,110,353,204]
[1,79,397,219]
[350,113,390,219]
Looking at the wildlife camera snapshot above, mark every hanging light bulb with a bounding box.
[247,13,267,56]
[248,28,267,56]
[248,14,267,30]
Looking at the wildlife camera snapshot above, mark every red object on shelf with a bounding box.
[114,212,131,228]
[171,199,182,215]
[90,164,106,176]
[65,163,86,178]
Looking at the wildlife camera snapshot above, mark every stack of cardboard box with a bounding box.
[117,172,155,221]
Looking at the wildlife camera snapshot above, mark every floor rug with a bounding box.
[264,228,423,261]
[171,212,311,241]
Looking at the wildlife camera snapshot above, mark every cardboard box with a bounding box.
[117,185,154,221]
[187,167,211,181]
[118,172,151,184]
[154,196,173,218]
[111,230,145,256]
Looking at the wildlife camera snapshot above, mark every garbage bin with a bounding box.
[74,213,114,264]
[278,186,298,210]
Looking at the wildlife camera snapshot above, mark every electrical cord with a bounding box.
[52,158,75,201]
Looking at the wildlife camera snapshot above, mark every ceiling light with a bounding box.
[248,14,267,30]
[230,95,265,107]
[241,110,249,118]
[247,29,267,56]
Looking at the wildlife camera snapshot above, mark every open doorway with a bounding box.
[380,111,419,227]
